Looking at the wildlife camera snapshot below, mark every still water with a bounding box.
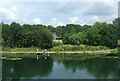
[2,53,119,79]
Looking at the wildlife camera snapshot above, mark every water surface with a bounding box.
[2,53,119,80]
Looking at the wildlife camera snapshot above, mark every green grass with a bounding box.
[53,39,63,47]
[53,39,63,43]
[49,44,109,51]
[2,47,43,52]
[110,49,120,56]
[6,57,22,60]
[2,44,113,54]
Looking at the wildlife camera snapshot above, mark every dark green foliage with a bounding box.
[69,32,87,45]
[9,22,23,47]
[2,22,23,47]
[63,33,72,44]
[62,20,118,48]
[86,22,118,48]
[39,28,53,48]
[55,26,65,37]
[2,56,53,79]
[61,24,91,45]
[2,23,53,49]
[113,17,120,40]
[2,23,10,47]
[2,17,119,49]
[55,24,90,38]
[47,25,55,33]
[118,48,120,51]
[82,25,91,32]
[50,45,109,51]
[69,34,80,45]
[52,41,63,47]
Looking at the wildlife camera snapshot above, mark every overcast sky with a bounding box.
[0,0,119,27]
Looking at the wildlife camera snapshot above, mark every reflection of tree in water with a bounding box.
[2,56,53,79]
[86,58,118,79]
[119,60,120,79]
[62,58,118,79]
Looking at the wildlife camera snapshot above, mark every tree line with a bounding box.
[2,23,53,48]
[2,17,120,49]
[56,18,119,48]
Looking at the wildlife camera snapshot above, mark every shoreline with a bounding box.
[2,50,112,54]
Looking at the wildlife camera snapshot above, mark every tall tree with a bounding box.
[113,17,120,39]
[9,22,23,47]
[2,23,10,47]
[47,25,55,33]
[56,26,65,37]
[86,22,118,48]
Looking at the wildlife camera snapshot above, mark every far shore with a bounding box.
[2,49,113,54]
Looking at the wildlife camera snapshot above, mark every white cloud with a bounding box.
[1,0,118,2]
[11,7,17,11]
[86,16,99,25]
[83,0,118,16]
[69,17,79,23]
[0,0,118,25]
[51,18,57,24]
[0,7,18,21]
[57,22,65,26]
[68,17,86,26]
[92,16,99,21]
[33,18,41,24]
[55,0,118,15]
[48,18,57,26]
[55,2,77,14]
[0,7,30,24]
[47,18,65,27]
[99,15,117,24]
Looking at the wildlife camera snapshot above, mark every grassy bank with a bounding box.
[2,45,119,59]
[2,47,43,53]
[2,52,119,61]
[2,45,117,54]
[2,45,109,52]
[49,45,109,51]
[53,39,62,43]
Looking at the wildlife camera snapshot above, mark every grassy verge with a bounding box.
[53,39,63,43]
[2,47,43,53]
[52,39,63,47]
[49,45,109,51]
[2,45,117,54]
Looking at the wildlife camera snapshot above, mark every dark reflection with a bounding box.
[62,57,119,79]
[2,53,119,79]
[2,56,53,79]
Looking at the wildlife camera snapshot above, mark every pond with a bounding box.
[2,53,119,80]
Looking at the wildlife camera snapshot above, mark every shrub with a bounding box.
[49,45,109,51]
[118,48,120,51]
[52,41,63,47]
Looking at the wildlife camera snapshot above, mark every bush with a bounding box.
[52,41,63,47]
[2,47,42,52]
[49,45,109,51]
[2,47,11,51]
[118,48,120,51]
[2,23,53,49]
[86,22,118,48]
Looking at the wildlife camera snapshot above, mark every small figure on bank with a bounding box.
[37,49,38,53]
[104,49,106,55]
[43,49,47,53]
